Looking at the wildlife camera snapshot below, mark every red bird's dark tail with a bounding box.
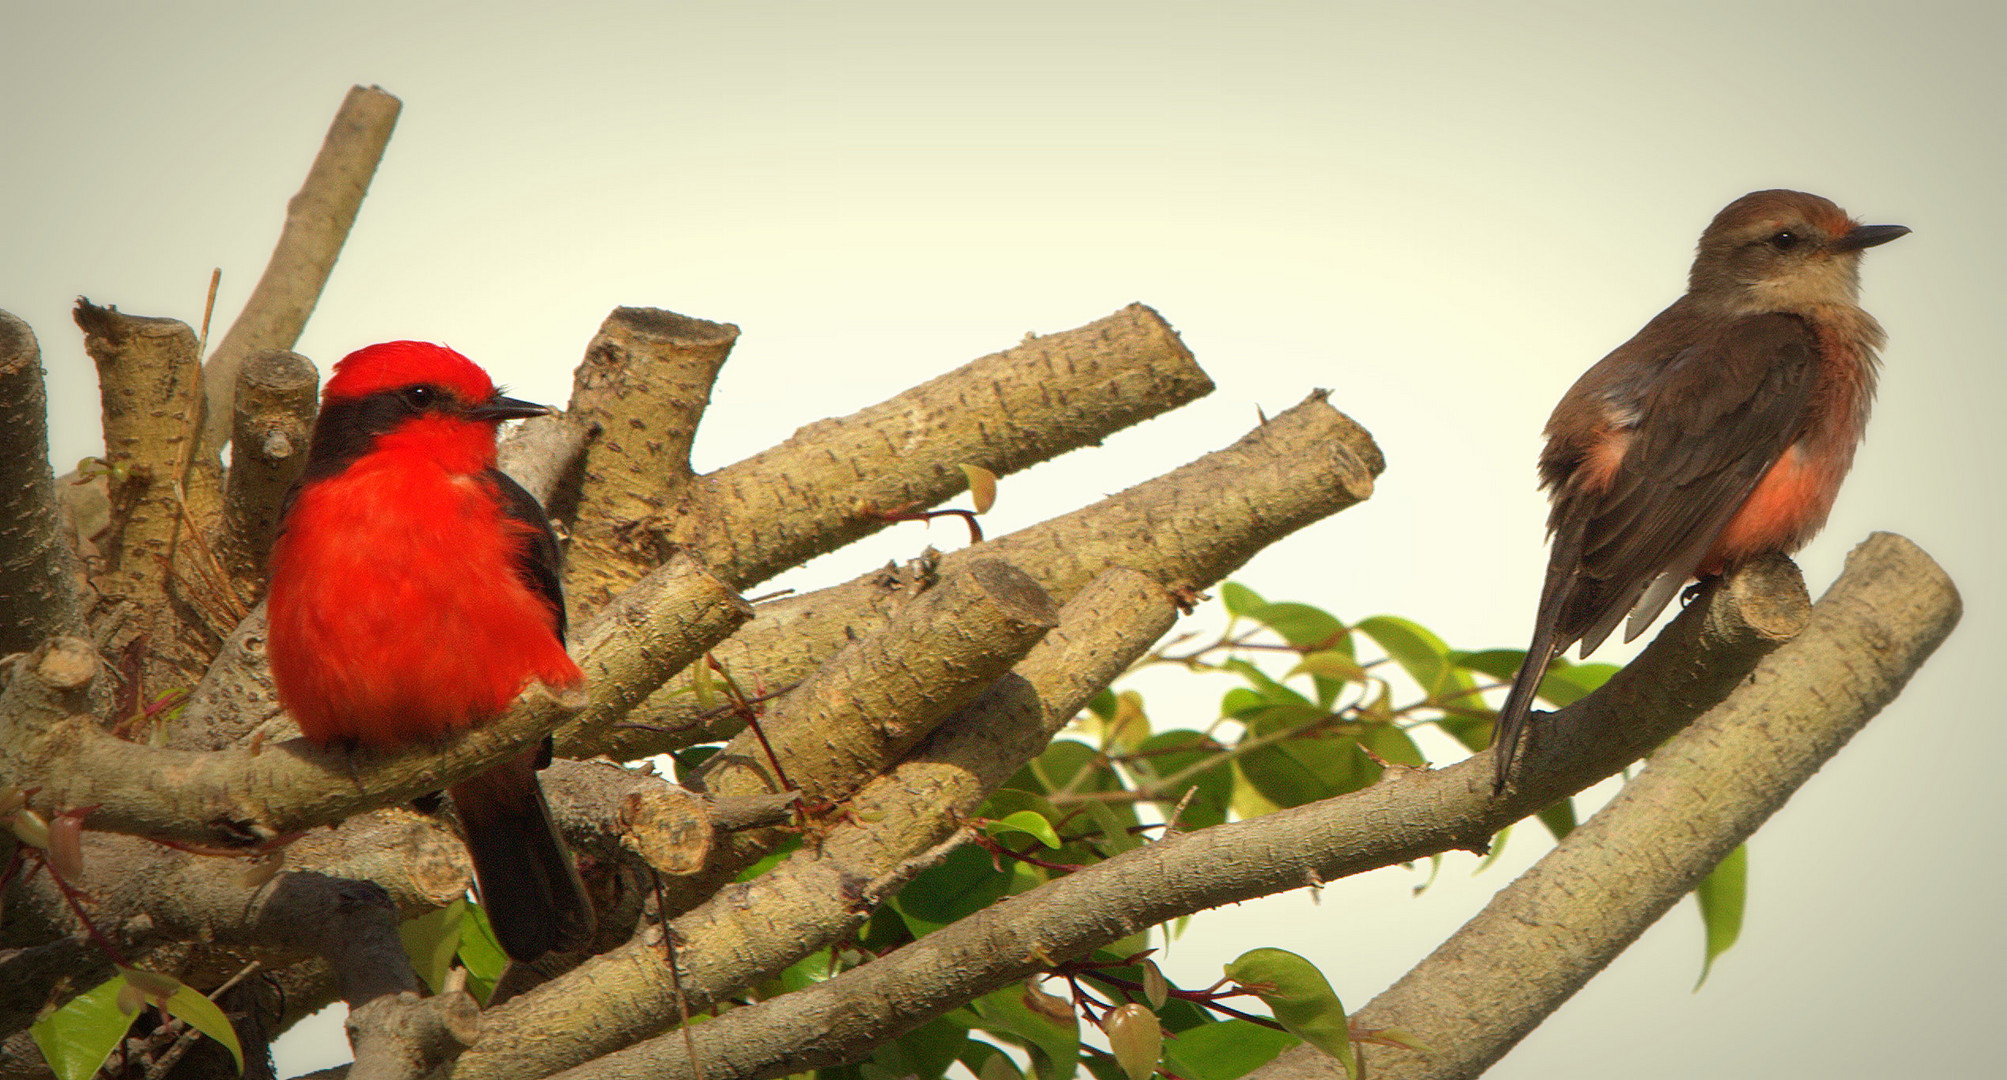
[448,751,595,962]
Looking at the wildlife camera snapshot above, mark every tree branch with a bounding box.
[654,557,1061,909]
[0,311,85,653]
[197,85,401,459]
[74,300,222,684]
[520,535,1953,1080]
[433,568,1180,1080]
[1273,532,1962,1080]
[219,349,318,589]
[564,308,739,614]
[564,389,1381,762]
[569,302,1216,612]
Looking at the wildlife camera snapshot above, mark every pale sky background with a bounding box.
[5,2,1999,1077]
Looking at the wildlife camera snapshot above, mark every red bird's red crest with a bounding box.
[323,340,497,404]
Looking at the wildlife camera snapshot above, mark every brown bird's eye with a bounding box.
[1768,230,1801,252]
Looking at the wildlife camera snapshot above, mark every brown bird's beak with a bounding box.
[468,395,552,422]
[1834,223,1911,251]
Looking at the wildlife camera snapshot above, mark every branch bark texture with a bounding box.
[565,390,1380,762]
[1284,532,1962,1080]
[435,569,1180,1080]
[0,310,84,651]
[198,85,401,459]
[519,537,1953,1080]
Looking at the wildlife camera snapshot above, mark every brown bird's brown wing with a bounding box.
[1558,312,1820,655]
[1492,312,1818,791]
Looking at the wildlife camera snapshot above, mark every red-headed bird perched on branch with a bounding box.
[267,341,595,960]
[1492,190,1907,794]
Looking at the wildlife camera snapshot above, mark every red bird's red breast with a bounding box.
[267,456,581,748]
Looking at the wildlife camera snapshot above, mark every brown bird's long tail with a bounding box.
[448,749,596,962]
[1493,624,1557,795]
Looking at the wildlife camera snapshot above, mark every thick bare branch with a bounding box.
[220,349,318,587]
[0,311,85,651]
[653,558,1060,908]
[1255,532,1963,1080]
[74,300,225,681]
[346,990,481,1080]
[198,86,401,459]
[495,412,597,513]
[564,309,739,612]
[566,302,1216,614]
[567,390,1381,762]
[697,557,1059,802]
[545,536,1951,1080]
[436,569,1179,1080]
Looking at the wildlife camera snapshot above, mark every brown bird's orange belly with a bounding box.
[1698,443,1843,575]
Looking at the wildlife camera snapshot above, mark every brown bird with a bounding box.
[1492,189,1907,793]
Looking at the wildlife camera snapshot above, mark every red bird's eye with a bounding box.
[400,385,439,409]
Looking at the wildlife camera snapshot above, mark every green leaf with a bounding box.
[1222,659,1311,708]
[1235,730,1353,809]
[973,981,1080,1080]
[458,902,509,1003]
[1535,797,1577,842]
[778,947,835,994]
[1241,601,1347,650]
[160,983,245,1074]
[894,844,1013,937]
[30,976,136,1080]
[1410,853,1444,896]
[962,1041,1027,1080]
[1534,659,1621,707]
[1286,650,1368,685]
[1359,722,1426,768]
[1694,843,1748,988]
[872,1015,969,1080]
[1161,1018,1299,1080]
[1086,688,1120,720]
[1355,615,1464,702]
[1017,739,1102,797]
[987,810,1062,850]
[400,899,467,995]
[1473,824,1512,875]
[1449,648,1523,683]
[1126,730,1231,831]
[1223,948,1356,1078]
[1219,582,1266,618]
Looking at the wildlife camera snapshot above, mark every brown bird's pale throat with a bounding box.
[1490,189,1907,794]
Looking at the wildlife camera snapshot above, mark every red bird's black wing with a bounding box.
[462,468,594,961]
[482,468,569,642]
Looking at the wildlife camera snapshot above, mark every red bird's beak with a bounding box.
[1834,223,1910,251]
[468,395,552,422]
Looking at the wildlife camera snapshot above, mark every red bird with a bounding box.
[1493,190,1907,792]
[267,341,595,960]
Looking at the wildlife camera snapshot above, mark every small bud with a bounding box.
[10,808,50,849]
[1141,960,1170,1011]
[47,813,85,879]
[1104,1003,1162,1080]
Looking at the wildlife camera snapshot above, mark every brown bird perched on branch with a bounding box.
[1492,189,1907,793]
